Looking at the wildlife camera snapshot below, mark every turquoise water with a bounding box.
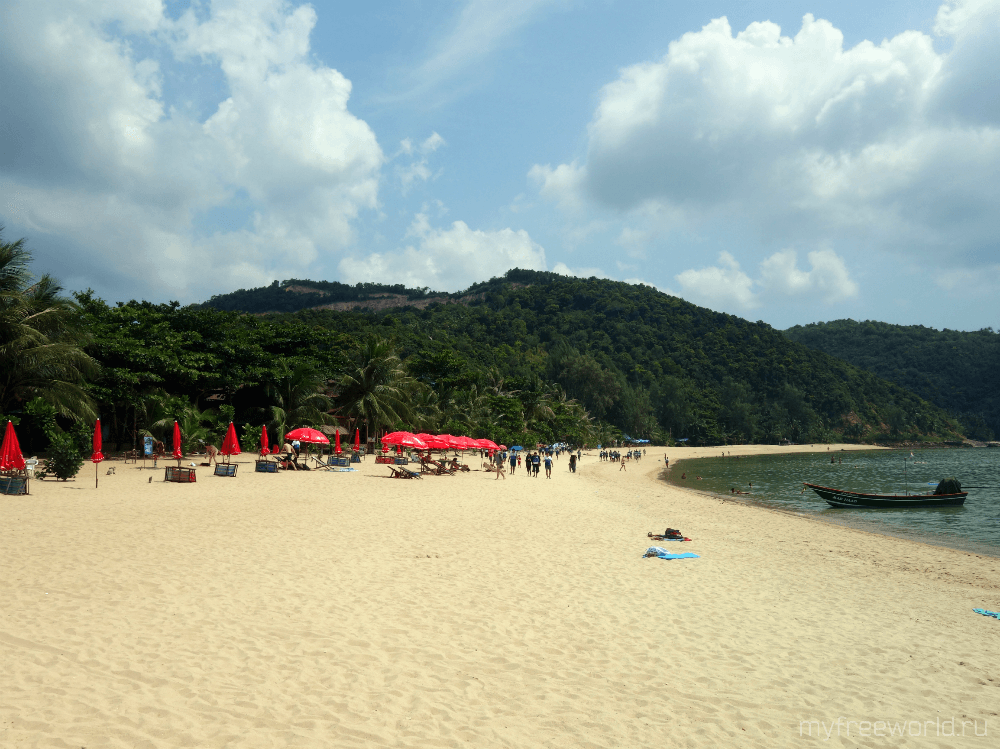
[667,449,1000,556]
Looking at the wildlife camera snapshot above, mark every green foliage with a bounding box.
[785,319,999,440]
[43,432,86,481]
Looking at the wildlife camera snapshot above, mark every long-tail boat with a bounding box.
[803,480,968,508]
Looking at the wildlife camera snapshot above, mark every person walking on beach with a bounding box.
[619,456,627,471]
[544,454,552,478]
[569,453,577,473]
[509,452,517,475]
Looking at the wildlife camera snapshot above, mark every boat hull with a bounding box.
[804,483,968,508]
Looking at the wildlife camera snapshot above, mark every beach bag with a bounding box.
[664,528,683,539]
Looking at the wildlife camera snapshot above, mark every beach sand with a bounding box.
[2,445,997,748]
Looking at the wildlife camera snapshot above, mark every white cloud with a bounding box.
[759,249,858,302]
[396,132,446,193]
[339,214,547,291]
[676,252,758,311]
[533,2,1000,277]
[0,0,382,302]
[677,248,858,311]
[400,0,562,102]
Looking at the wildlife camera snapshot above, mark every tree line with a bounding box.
[2,231,964,465]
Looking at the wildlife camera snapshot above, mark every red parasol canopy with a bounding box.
[91,419,104,463]
[415,433,448,450]
[0,420,26,471]
[475,438,500,451]
[353,428,360,451]
[260,425,269,455]
[334,429,342,453]
[172,420,182,459]
[455,436,478,450]
[285,427,329,444]
[437,434,464,450]
[221,422,241,455]
[382,431,430,449]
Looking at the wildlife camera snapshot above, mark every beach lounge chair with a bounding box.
[388,466,421,479]
[213,463,238,477]
[0,474,29,495]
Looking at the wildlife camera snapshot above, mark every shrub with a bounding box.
[44,433,86,481]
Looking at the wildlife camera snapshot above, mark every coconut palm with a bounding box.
[0,229,97,419]
[337,337,414,441]
[265,359,333,441]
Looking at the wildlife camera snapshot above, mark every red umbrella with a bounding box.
[284,427,329,444]
[334,429,342,454]
[0,420,26,471]
[438,434,463,450]
[382,431,430,450]
[221,422,240,456]
[91,419,104,488]
[172,420,182,462]
[260,425,270,455]
[353,428,360,452]
[91,419,105,463]
[415,433,448,450]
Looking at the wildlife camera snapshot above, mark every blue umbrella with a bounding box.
[510,445,523,451]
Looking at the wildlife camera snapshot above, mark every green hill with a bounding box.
[74,271,963,450]
[784,319,999,441]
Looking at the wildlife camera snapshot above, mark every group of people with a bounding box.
[599,448,644,462]
[488,446,581,479]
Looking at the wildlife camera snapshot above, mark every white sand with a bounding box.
[1,446,997,748]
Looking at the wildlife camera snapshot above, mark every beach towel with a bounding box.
[643,546,699,560]
[973,608,1000,619]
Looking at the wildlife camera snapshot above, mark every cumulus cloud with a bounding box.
[533,1,1000,275]
[677,248,858,311]
[0,0,382,302]
[676,252,758,311]
[339,214,547,291]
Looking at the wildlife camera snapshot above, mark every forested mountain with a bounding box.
[784,320,999,441]
[5,253,965,455]
[190,269,961,446]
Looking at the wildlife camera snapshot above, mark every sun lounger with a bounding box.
[0,475,29,495]
[388,466,421,479]
[214,463,238,477]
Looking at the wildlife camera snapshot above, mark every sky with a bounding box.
[1,0,998,331]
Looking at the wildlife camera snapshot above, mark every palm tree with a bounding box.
[265,359,333,441]
[0,228,97,419]
[337,337,414,441]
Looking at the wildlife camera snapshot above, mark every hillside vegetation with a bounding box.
[3,235,964,456]
[784,319,999,441]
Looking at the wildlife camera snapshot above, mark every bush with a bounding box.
[44,433,86,481]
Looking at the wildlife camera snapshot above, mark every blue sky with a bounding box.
[2,0,998,330]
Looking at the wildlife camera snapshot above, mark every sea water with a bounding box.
[666,449,1000,556]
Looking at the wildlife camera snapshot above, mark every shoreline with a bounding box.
[661,444,1000,559]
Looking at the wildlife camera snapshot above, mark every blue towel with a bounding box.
[644,546,699,560]
[973,608,1000,619]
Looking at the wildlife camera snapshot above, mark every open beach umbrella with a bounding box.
[172,420,183,463]
[221,422,240,461]
[284,427,330,444]
[334,429,341,454]
[382,432,430,450]
[1,420,26,471]
[91,419,104,488]
[415,433,448,450]
[353,428,360,452]
[437,434,463,450]
[260,425,269,455]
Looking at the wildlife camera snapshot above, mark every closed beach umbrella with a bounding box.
[221,422,240,457]
[172,420,183,463]
[334,429,342,454]
[353,428,360,452]
[91,419,104,489]
[1,420,26,471]
[260,425,269,455]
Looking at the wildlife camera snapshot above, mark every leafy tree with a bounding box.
[337,338,414,441]
[0,229,97,419]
